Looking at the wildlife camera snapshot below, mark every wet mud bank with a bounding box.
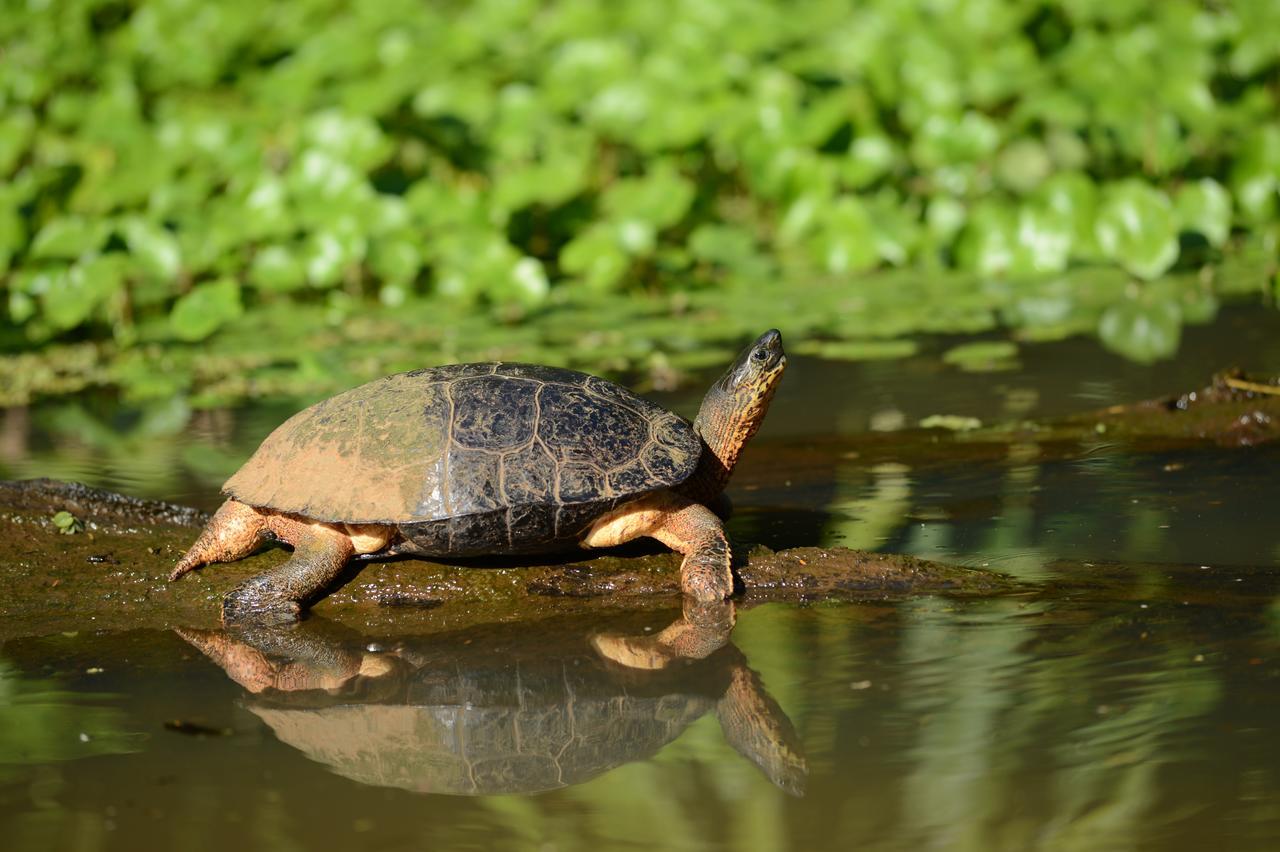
[0,479,1013,640]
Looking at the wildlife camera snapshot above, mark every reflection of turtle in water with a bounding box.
[170,331,786,623]
[177,604,805,796]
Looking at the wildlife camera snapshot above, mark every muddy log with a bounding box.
[0,479,1014,640]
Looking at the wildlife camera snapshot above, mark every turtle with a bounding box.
[171,329,786,623]
[175,603,806,796]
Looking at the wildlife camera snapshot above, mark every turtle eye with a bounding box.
[752,347,769,362]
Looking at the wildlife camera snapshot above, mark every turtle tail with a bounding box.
[170,499,267,581]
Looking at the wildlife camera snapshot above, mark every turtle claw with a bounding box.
[221,590,303,626]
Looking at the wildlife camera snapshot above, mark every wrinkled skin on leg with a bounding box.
[580,490,734,602]
[591,598,736,669]
[171,499,391,624]
[219,526,355,624]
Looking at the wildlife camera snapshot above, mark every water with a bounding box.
[3,307,1280,849]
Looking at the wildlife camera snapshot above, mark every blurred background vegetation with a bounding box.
[2,0,1279,406]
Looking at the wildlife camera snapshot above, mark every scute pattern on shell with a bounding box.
[223,363,701,525]
[249,658,715,795]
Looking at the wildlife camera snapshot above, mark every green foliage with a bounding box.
[51,510,83,534]
[169,279,243,342]
[1,0,1279,401]
[942,341,1021,372]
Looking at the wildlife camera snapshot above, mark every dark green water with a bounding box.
[3,308,1280,850]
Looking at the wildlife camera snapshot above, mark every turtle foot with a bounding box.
[680,559,734,602]
[221,587,304,626]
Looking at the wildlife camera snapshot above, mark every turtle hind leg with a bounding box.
[221,524,355,625]
[171,499,267,581]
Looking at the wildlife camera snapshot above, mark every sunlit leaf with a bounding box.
[561,225,629,291]
[942,340,1019,372]
[31,218,112,260]
[1095,181,1180,280]
[170,279,243,341]
[41,255,127,330]
[1175,179,1232,248]
[121,218,182,280]
[601,165,695,230]
[249,245,307,292]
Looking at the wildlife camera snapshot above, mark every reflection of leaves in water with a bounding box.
[1045,664,1220,850]
[889,594,1236,851]
[822,462,912,550]
[0,661,140,778]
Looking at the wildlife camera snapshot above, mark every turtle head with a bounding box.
[712,328,786,402]
[690,330,786,498]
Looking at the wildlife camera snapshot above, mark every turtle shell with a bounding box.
[241,617,733,796]
[223,363,701,542]
[250,655,715,795]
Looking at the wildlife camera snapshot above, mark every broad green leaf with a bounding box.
[0,205,24,272]
[1230,125,1280,225]
[1012,205,1073,275]
[561,224,629,291]
[249,245,307,292]
[793,339,919,361]
[0,109,35,176]
[41,255,127,331]
[689,225,757,268]
[121,218,182,280]
[369,237,423,286]
[1175,179,1232,247]
[926,197,967,245]
[31,217,112,260]
[7,290,36,323]
[955,202,1016,277]
[689,224,773,280]
[601,165,695,230]
[809,197,879,275]
[304,225,367,288]
[942,340,1019,372]
[170,279,243,342]
[302,110,391,170]
[843,134,896,189]
[500,257,549,307]
[995,139,1052,194]
[241,176,291,240]
[1095,181,1179,280]
[911,111,1000,170]
[1035,172,1100,260]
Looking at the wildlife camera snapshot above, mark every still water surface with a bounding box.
[2,309,1280,850]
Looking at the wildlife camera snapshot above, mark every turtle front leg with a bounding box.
[221,526,354,625]
[592,599,736,669]
[650,502,734,601]
[582,492,735,602]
